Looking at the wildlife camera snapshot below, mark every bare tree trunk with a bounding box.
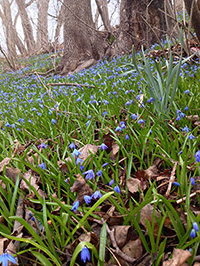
[54,2,65,48]
[95,0,112,32]
[58,0,107,74]
[16,0,36,53]
[94,4,100,29]
[0,0,20,69]
[111,0,170,55]
[184,0,200,43]
[37,0,49,52]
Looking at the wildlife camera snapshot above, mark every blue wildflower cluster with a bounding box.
[195,151,200,163]
[190,222,199,239]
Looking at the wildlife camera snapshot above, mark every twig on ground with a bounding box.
[176,190,200,204]
[165,162,178,198]
[106,224,136,263]
[47,82,96,89]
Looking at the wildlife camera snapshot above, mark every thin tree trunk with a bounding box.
[54,2,65,48]
[37,0,49,52]
[1,0,20,69]
[95,0,112,32]
[184,0,200,43]
[16,0,36,53]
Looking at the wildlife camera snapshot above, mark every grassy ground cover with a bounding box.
[0,41,199,266]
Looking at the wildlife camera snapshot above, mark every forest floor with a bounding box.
[0,41,199,266]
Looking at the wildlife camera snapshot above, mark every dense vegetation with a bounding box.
[0,39,199,266]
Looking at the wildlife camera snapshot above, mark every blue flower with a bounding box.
[29,212,33,217]
[182,126,190,133]
[102,111,107,117]
[190,177,195,186]
[138,119,145,124]
[86,120,90,127]
[96,170,102,177]
[193,222,199,232]
[80,165,84,172]
[184,106,188,111]
[125,134,129,140]
[83,170,95,180]
[0,253,17,266]
[99,143,108,150]
[109,179,114,186]
[188,134,195,140]
[179,112,185,118]
[81,246,90,263]
[72,149,81,158]
[114,185,121,194]
[147,97,154,103]
[71,201,79,212]
[51,119,56,124]
[69,142,76,149]
[5,122,10,127]
[131,114,138,120]
[18,118,25,123]
[190,228,196,238]
[92,190,102,199]
[179,150,183,155]
[38,143,47,149]
[194,150,200,162]
[184,89,190,94]
[102,162,108,168]
[173,181,180,187]
[84,195,92,205]
[76,158,83,165]
[121,123,126,130]
[38,162,46,170]
[115,126,122,132]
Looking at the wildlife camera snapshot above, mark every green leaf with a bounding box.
[98,223,107,266]
[31,251,54,266]
[72,192,113,235]
[0,231,61,266]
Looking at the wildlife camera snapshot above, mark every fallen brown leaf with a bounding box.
[58,144,98,174]
[79,144,98,161]
[103,132,114,151]
[0,238,6,254]
[110,143,120,161]
[79,232,99,246]
[135,158,163,181]
[70,174,93,204]
[6,167,21,183]
[127,177,147,193]
[0,157,11,172]
[121,238,143,260]
[20,170,45,198]
[162,249,191,266]
[13,139,25,154]
[114,225,132,248]
[140,204,160,235]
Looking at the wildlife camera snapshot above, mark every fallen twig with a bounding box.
[165,162,178,198]
[106,224,136,263]
[176,190,200,204]
[47,82,96,89]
